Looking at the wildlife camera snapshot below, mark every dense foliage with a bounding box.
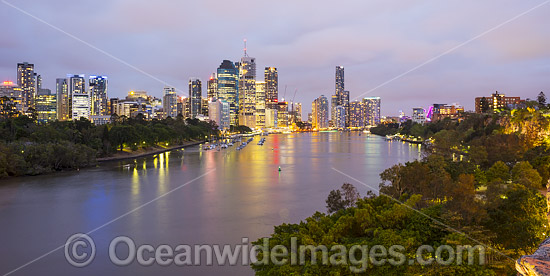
[253,107,550,275]
[0,115,217,177]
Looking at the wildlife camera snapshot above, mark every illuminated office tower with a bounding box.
[348,100,364,128]
[207,73,218,100]
[35,88,57,123]
[238,47,256,128]
[363,97,381,126]
[163,86,178,118]
[177,96,189,118]
[209,99,230,131]
[56,78,70,121]
[17,62,35,111]
[189,78,202,118]
[89,76,108,116]
[217,60,239,126]
[68,74,89,120]
[312,95,329,130]
[255,81,266,128]
[264,67,278,110]
[277,101,288,128]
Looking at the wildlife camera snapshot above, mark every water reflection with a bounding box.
[0,132,420,276]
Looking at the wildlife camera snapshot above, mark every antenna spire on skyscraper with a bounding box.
[243,39,248,57]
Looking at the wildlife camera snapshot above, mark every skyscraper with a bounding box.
[335,66,350,127]
[163,86,178,118]
[277,101,288,128]
[312,95,329,129]
[363,97,381,126]
[35,88,57,123]
[335,66,344,101]
[255,81,266,128]
[330,95,338,127]
[294,103,302,123]
[238,54,256,128]
[207,73,218,100]
[348,100,364,128]
[189,78,202,118]
[56,78,70,121]
[217,60,239,126]
[209,99,230,131]
[89,76,108,116]
[17,62,35,111]
[265,67,278,110]
[68,74,89,120]
[334,106,346,129]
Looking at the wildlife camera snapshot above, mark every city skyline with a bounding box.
[1,1,548,116]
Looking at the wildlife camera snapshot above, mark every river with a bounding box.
[0,132,421,275]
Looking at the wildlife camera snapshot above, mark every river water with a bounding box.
[0,132,421,275]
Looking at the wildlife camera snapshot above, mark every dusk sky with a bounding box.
[1,0,549,115]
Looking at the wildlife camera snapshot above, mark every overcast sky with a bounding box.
[1,0,549,115]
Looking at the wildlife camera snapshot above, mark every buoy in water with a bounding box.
[278,166,281,172]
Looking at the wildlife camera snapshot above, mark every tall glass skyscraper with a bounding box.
[89,75,108,116]
[217,60,239,126]
[238,56,256,128]
[188,78,202,118]
[264,67,278,111]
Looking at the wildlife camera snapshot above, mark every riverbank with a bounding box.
[96,140,204,162]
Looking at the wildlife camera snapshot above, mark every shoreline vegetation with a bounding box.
[252,102,550,275]
[0,115,219,178]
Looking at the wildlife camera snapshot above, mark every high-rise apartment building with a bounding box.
[277,101,288,128]
[363,96,381,126]
[217,60,239,126]
[68,74,89,120]
[334,106,346,129]
[189,78,202,118]
[312,95,329,129]
[17,62,35,111]
[163,86,178,118]
[348,101,364,128]
[89,75,108,116]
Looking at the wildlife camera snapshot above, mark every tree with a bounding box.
[485,161,510,183]
[341,183,360,208]
[538,91,547,108]
[511,161,543,189]
[325,189,345,213]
